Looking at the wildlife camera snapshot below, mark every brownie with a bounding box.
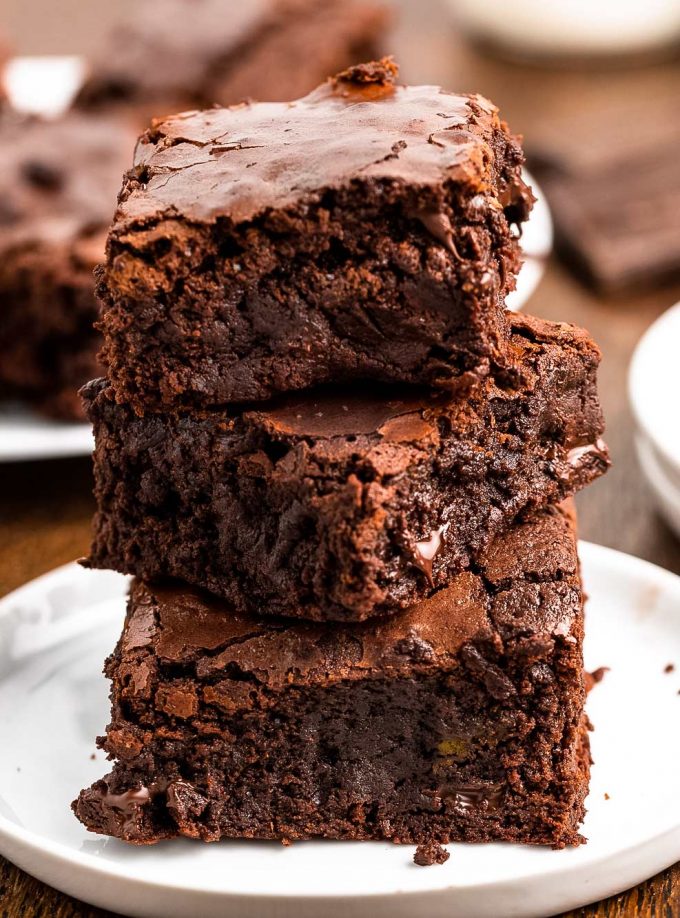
[73,503,590,848]
[75,0,389,119]
[83,314,609,622]
[95,60,533,412]
[529,101,680,292]
[0,112,135,419]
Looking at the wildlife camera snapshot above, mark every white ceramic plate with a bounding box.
[0,543,679,918]
[505,169,553,312]
[0,57,552,464]
[635,434,680,540]
[629,300,680,539]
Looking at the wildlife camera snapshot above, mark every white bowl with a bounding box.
[447,0,680,58]
[629,300,680,540]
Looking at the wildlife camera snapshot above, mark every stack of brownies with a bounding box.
[74,60,610,856]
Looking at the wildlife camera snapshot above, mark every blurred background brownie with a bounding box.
[529,99,680,293]
[74,0,390,120]
[74,502,590,848]
[0,111,135,418]
[83,314,608,622]
[97,61,532,412]
[0,34,9,105]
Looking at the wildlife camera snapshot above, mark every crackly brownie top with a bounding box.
[115,59,528,226]
[0,111,134,254]
[76,0,325,108]
[124,503,579,691]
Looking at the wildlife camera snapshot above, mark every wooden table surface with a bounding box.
[1,0,679,914]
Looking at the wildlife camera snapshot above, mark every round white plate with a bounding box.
[635,433,680,541]
[505,169,553,313]
[629,300,680,539]
[0,543,678,918]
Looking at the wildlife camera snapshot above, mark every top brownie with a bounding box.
[74,0,388,118]
[97,60,533,412]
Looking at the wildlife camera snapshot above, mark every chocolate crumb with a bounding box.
[333,57,398,87]
[90,753,96,760]
[664,663,675,674]
[414,841,450,866]
[604,792,610,800]
[585,666,609,692]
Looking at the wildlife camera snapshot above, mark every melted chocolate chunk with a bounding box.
[442,783,503,812]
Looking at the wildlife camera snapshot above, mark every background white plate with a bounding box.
[0,543,678,918]
[629,301,680,539]
[0,403,94,462]
[0,56,552,464]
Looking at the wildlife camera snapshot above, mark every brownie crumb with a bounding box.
[604,792,610,800]
[664,663,675,674]
[90,753,97,760]
[414,841,450,866]
[333,57,398,87]
[585,666,609,691]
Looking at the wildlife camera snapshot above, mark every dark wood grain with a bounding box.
[1,0,679,914]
